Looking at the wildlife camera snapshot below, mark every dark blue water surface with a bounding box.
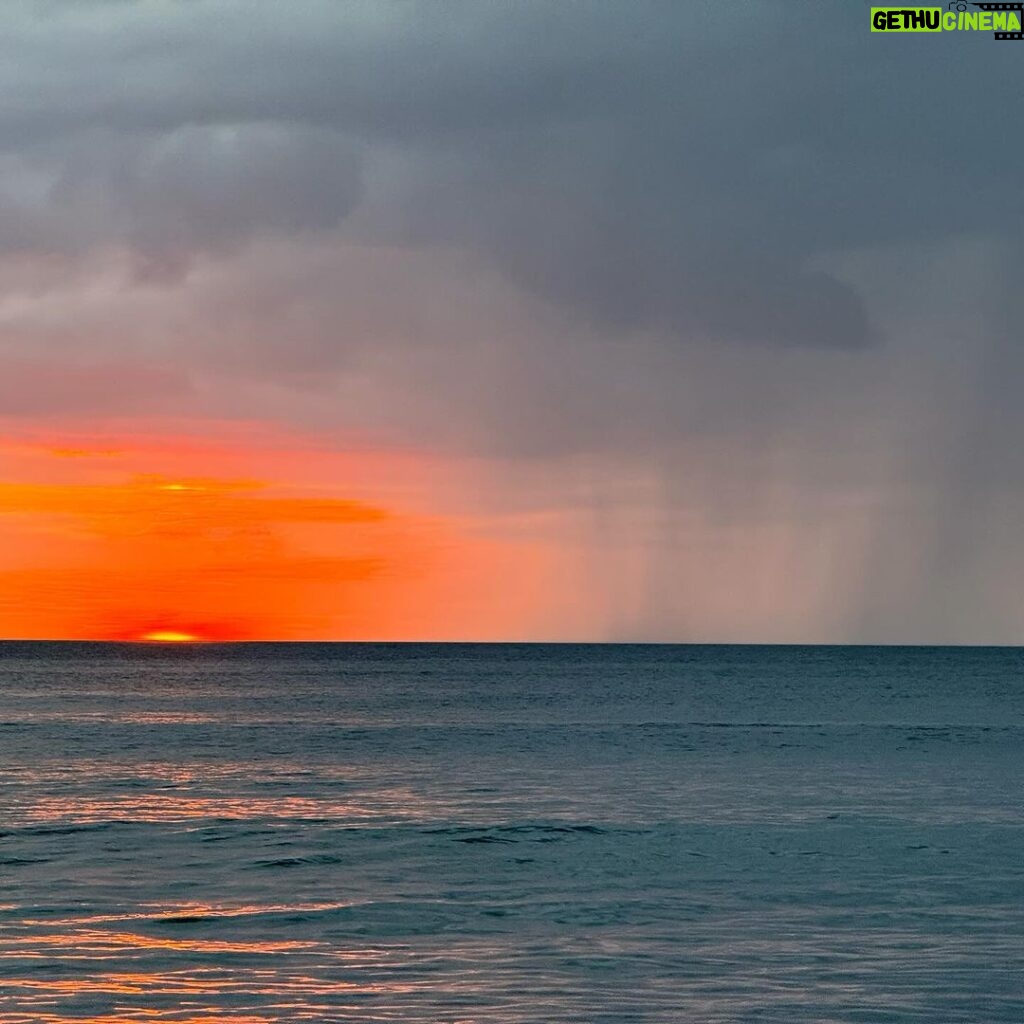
[1,643,1022,1022]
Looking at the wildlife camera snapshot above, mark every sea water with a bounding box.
[1,642,1022,1022]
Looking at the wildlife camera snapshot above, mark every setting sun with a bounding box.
[0,430,564,641]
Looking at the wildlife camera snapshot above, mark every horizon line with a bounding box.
[1,638,1023,649]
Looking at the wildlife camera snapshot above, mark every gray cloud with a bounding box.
[0,1,1017,346]
[0,354,189,415]
[0,122,361,279]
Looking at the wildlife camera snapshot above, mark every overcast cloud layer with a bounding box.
[1,0,1023,642]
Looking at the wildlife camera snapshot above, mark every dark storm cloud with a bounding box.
[0,0,1019,453]
[0,1,1019,347]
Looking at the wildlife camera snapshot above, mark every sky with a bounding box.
[0,0,1022,642]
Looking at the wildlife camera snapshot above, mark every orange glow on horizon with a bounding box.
[0,421,570,640]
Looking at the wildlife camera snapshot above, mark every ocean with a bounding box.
[1,642,1022,1022]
